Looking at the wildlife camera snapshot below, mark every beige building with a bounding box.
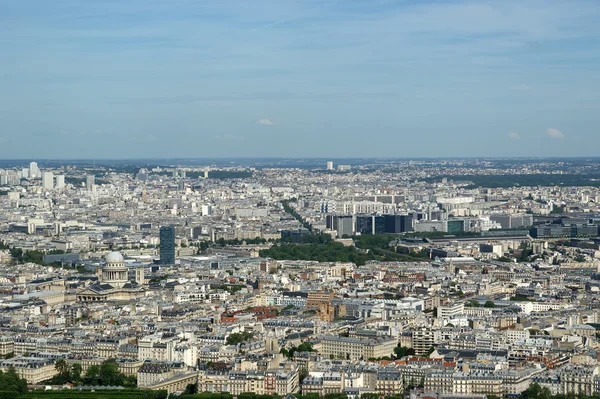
[0,357,57,384]
[198,367,299,396]
[318,335,397,361]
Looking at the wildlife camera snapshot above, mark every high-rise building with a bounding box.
[29,162,39,179]
[41,172,54,190]
[327,215,354,237]
[159,226,176,265]
[326,161,334,170]
[384,214,414,233]
[86,175,95,191]
[55,175,65,189]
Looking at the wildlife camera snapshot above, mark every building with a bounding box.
[29,162,39,179]
[160,226,176,264]
[327,215,353,237]
[86,175,95,191]
[138,362,198,394]
[318,335,397,361]
[76,252,145,302]
[327,161,334,170]
[0,357,57,384]
[306,290,334,309]
[198,368,299,396]
[384,214,413,233]
[490,213,533,229]
[55,175,65,189]
[412,328,441,356]
[438,303,465,320]
[355,215,384,235]
[42,171,54,190]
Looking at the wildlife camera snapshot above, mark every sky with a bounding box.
[1,0,599,159]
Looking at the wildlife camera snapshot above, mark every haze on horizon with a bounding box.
[1,0,599,159]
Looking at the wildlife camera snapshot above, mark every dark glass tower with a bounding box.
[159,226,176,264]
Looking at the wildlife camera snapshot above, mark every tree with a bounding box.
[226,332,253,345]
[71,363,82,382]
[393,346,414,358]
[84,364,100,384]
[55,358,70,377]
[484,301,496,308]
[183,383,198,395]
[100,359,124,386]
[0,366,27,394]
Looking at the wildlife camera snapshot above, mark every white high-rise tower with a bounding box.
[42,171,54,190]
[29,162,39,179]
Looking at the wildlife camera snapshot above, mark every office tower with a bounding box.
[86,175,95,191]
[172,170,178,178]
[201,204,213,216]
[356,215,373,235]
[326,161,334,170]
[332,215,354,237]
[42,171,54,190]
[159,226,176,264]
[55,175,65,189]
[178,180,185,191]
[29,162,39,179]
[180,171,186,178]
[21,168,29,179]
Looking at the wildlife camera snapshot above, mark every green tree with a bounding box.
[100,359,124,386]
[226,332,253,345]
[183,383,198,395]
[484,301,496,308]
[71,363,82,382]
[55,358,70,377]
[84,364,100,384]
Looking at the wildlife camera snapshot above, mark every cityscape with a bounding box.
[1,158,600,399]
[2,0,600,398]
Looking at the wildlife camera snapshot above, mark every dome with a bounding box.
[105,251,124,264]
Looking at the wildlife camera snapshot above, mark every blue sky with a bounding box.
[1,0,599,158]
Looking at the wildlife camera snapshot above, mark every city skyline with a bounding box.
[2,0,600,158]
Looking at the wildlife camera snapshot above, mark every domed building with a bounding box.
[102,251,128,288]
[77,251,146,303]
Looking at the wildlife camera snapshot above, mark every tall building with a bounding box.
[41,172,54,190]
[159,226,176,265]
[86,175,95,191]
[326,161,334,170]
[29,162,39,179]
[328,215,353,237]
[356,215,385,235]
[55,175,65,189]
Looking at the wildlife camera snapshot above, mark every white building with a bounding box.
[55,175,65,189]
[41,171,54,190]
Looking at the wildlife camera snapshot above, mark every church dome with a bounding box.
[105,251,124,264]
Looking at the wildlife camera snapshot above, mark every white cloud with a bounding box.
[257,118,274,126]
[508,131,520,140]
[547,128,564,139]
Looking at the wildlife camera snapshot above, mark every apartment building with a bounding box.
[412,329,441,356]
[0,357,57,384]
[318,335,397,361]
[198,367,299,396]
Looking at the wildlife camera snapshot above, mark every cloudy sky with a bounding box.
[1,0,599,158]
